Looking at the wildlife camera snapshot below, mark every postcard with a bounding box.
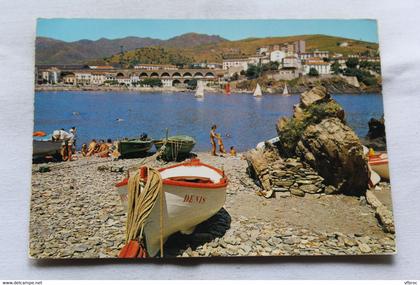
[30,19,395,258]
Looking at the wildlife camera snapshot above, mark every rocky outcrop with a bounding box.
[276,86,369,196]
[362,116,387,151]
[295,117,369,196]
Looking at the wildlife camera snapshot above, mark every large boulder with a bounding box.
[295,117,369,196]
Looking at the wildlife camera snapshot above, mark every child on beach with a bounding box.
[216,134,226,154]
[86,139,97,157]
[230,146,237,156]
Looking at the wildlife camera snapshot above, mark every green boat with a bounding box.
[117,138,153,158]
[153,135,196,161]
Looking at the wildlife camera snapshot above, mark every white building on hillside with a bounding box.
[282,56,301,69]
[303,60,331,75]
[270,50,286,63]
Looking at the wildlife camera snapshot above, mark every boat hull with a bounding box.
[118,140,153,158]
[369,157,389,180]
[116,159,227,257]
[144,182,226,257]
[33,140,62,158]
[155,136,196,161]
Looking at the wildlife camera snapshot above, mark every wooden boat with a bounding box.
[256,136,280,150]
[116,159,228,257]
[117,138,153,158]
[363,146,390,180]
[369,152,389,180]
[33,140,62,159]
[253,83,262,97]
[153,135,196,161]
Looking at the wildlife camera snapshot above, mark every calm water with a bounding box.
[34,91,384,151]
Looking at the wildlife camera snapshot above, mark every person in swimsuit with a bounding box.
[210,125,217,156]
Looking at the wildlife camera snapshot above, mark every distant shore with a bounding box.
[34,84,380,94]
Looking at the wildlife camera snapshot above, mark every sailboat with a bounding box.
[225,82,231,95]
[282,83,289,96]
[195,80,204,98]
[253,83,262,97]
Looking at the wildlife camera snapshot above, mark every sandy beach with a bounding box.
[29,151,395,258]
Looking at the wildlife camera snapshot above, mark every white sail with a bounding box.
[283,83,289,95]
[253,83,262,97]
[195,81,205,98]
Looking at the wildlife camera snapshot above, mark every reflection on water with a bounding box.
[34,91,384,151]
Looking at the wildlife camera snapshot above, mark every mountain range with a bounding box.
[36,33,378,65]
[35,33,227,64]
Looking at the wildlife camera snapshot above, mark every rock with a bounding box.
[245,149,273,198]
[290,188,305,197]
[299,184,321,194]
[73,244,88,252]
[278,192,291,198]
[300,86,330,108]
[366,190,395,233]
[324,185,338,195]
[358,243,372,253]
[296,118,369,196]
[367,116,386,140]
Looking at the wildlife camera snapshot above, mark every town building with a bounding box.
[303,60,331,75]
[61,73,76,85]
[256,47,269,56]
[270,50,286,63]
[222,58,249,71]
[134,64,178,70]
[294,40,306,54]
[300,50,330,60]
[88,65,114,70]
[75,72,92,85]
[282,56,301,69]
[91,72,107,85]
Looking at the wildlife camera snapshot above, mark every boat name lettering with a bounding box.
[183,194,206,204]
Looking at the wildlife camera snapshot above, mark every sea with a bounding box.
[34,91,384,151]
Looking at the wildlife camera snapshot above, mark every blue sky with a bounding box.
[37,19,378,43]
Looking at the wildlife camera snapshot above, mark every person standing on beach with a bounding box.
[210,125,217,156]
[52,129,74,161]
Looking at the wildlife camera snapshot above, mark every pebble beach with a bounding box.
[29,151,396,259]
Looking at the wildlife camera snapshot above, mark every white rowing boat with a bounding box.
[116,159,228,257]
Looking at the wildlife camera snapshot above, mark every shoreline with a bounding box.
[35,85,381,95]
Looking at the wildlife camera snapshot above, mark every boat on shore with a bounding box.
[117,138,153,158]
[368,152,389,180]
[363,146,390,180]
[116,158,228,257]
[253,83,262,97]
[33,140,62,159]
[153,135,196,161]
[256,136,280,150]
